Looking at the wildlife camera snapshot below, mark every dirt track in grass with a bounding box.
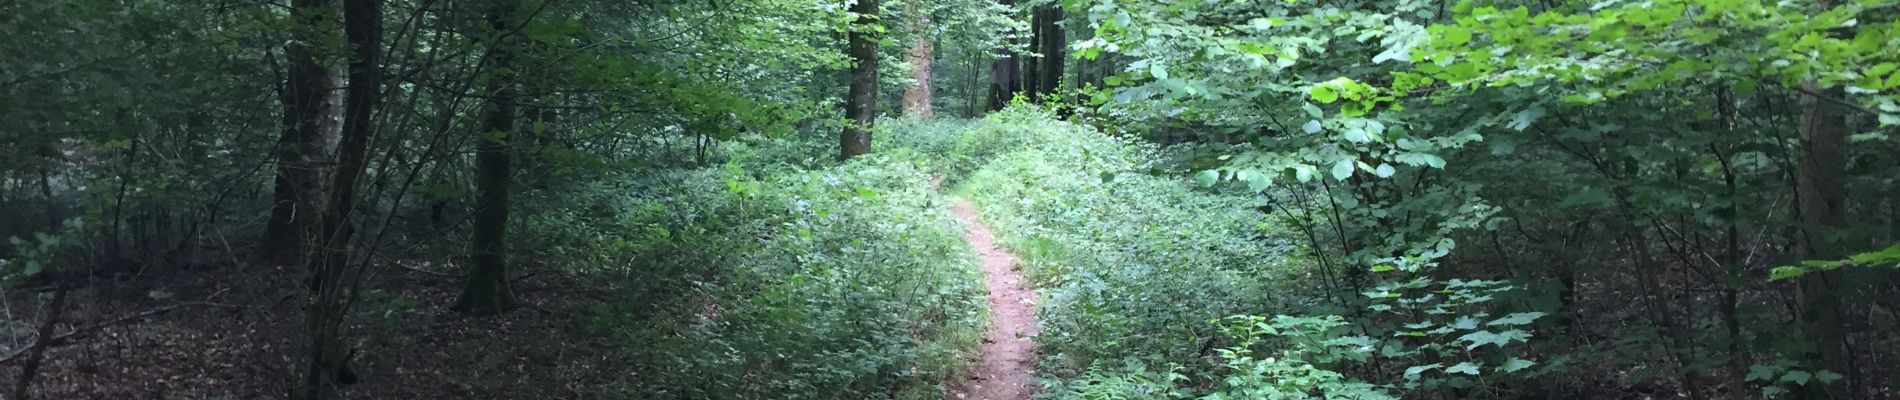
[945,199,1039,400]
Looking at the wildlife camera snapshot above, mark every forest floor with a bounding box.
[945,199,1040,400]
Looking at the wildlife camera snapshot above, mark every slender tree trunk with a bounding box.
[11,288,68,400]
[1794,79,1855,398]
[457,0,524,315]
[297,0,380,397]
[840,0,879,159]
[967,50,981,117]
[900,9,933,119]
[1712,89,1753,398]
[1023,7,1042,99]
[264,0,344,266]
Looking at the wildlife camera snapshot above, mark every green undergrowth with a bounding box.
[530,132,986,399]
[942,109,1372,398]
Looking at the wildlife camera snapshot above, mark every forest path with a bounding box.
[945,199,1039,400]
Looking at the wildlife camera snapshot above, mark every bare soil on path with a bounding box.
[946,199,1039,400]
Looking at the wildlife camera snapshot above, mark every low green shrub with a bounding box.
[947,108,1313,395]
[529,136,986,399]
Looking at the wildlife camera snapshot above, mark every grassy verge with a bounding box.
[942,109,1311,396]
[532,133,987,398]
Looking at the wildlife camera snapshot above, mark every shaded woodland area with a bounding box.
[3,0,1899,399]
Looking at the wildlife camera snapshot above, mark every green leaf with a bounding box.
[1446,362,1481,375]
[1311,85,1339,104]
[1745,365,1776,382]
[1303,120,1323,133]
[1331,160,1356,180]
[1498,358,1536,373]
[1374,163,1396,177]
[1458,330,1512,350]
[1438,26,1473,47]
[1195,169,1220,187]
[1507,106,1545,131]
[1780,370,1812,385]
[1243,170,1273,192]
[1404,363,1442,378]
[1394,152,1446,169]
[1150,64,1169,80]
[1816,370,1844,384]
[1488,312,1546,326]
[1343,128,1370,143]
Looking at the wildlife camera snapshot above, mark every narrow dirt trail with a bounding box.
[946,199,1039,400]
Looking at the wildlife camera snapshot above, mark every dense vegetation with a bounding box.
[3,0,1898,399]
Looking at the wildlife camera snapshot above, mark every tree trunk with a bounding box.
[1036,5,1063,98]
[989,53,1020,111]
[457,0,524,315]
[1023,7,1041,99]
[987,0,1023,111]
[967,50,981,117]
[900,10,932,119]
[297,0,380,397]
[264,0,344,266]
[1793,79,1855,398]
[840,0,879,160]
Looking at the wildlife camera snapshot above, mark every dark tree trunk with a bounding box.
[264,0,343,266]
[1023,7,1041,99]
[11,288,68,400]
[967,50,982,117]
[987,0,1022,111]
[1035,5,1063,98]
[840,0,879,160]
[297,0,380,397]
[1794,79,1855,398]
[457,0,523,315]
[989,54,1020,111]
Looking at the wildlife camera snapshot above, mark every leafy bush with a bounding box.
[528,134,986,399]
[946,109,1312,394]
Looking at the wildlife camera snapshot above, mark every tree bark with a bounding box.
[900,9,932,119]
[297,0,380,397]
[264,0,344,266]
[1023,7,1041,99]
[457,0,523,315]
[987,0,1023,111]
[840,0,879,160]
[1794,79,1856,398]
[1035,5,1063,98]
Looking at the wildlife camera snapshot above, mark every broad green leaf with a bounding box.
[1332,159,1356,180]
[1311,85,1339,104]
[1745,365,1776,382]
[1507,107,1545,131]
[1446,362,1481,375]
[1488,312,1546,326]
[1458,330,1512,350]
[1404,363,1443,378]
[1780,370,1812,385]
[1374,163,1396,177]
[1195,169,1219,187]
[1498,358,1536,373]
